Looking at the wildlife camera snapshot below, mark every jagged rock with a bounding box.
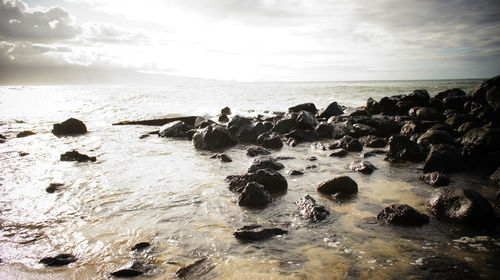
[385,135,426,162]
[329,135,362,152]
[296,110,318,130]
[16,130,36,138]
[272,113,298,134]
[40,254,76,267]
[426,187,497,229]
[210,153,232,162]
[417,130,453,148]
[221,107,231,115]
[233,225,287,241]
[159,120,192,138]
[237,182,271,208]
[295,195,330,222]
[317,176,358,195]
[246,147,271,157]
[288,103,318,114]
[467,75,500,106]
[227,169,287,193]
[248,156,284,173]
[256,132,283,149]
[419,172,450,186]
[285,129,318,142]
[176,257,214,279]
[131,242,150,251]
[359,135,386,148]
[52,118,87,136]
[218,114,229,123]
[366,97,381,114]
[423,144,466,173]
[60,150,96,162]
[457,121,480,134]
[377,204,429,226]
[192,124,237,151]
[348,160,376,174]
[329,148,348,157]
[317,102,343,118]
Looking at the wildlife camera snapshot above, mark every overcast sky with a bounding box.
[0,0,499,84]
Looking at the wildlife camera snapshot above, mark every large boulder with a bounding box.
[52,118,87,136]
[317,102,343,118]
[417,130,453,148]
[248,156,284,173]
[288,103,318,114]
[435,88,466,100]
[159,120,192,138]
[256,132,283,149]
[317,176,358,195]
[419,172,450,186]
[296,110,318,130]
[377,204,429,226]
[426,187,497,229]
[233,225,287,242]
[237,182,271,208]
[192,124,237,151]
[284,129,318,142]
[329,135,362,152]
[385,135,426,162]
[461,125,500,164]
[227,169,287,193]
[40,254,77,267]
[366,97,381,114]
[271,113,298,134]
[467,75,500,106]
[315,122,334,138]
[423,144,466,173]
[295,195,330,222]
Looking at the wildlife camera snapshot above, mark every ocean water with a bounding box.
[0,79,498,279]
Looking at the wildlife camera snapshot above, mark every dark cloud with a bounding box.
[0,0,80,42]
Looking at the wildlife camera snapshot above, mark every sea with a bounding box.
[1,79,498,279]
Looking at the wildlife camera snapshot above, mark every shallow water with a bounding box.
[1,80,499,279]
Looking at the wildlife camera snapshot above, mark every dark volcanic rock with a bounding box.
[426,187,497,229]
[467,75,500,106]
[366,97,381,114]
[296,110,318,130]
[329,135,362,152]
[176,257,214,279]
[210,153,232,162]
[284,129,318,142]
[295,195,330,222]
[317,176,358,195]
[248,156,284,173]
[233,225,287,241]
[192,124,237,151]
[317,102,343,118]
[60,150,96,162]
[419,172,450,186]
[131,242,150,251]
[417,130,453,148]
[218,114,229,123]
[414,107,444,121]
[52,118,87,136]
[423,144,466,173]
[40,254,76,267]
[272,113,297,134]
[159,120,192,138]
[315,122,334,138]
[413,255,479,280]
[385,135,426,162]
[46,183,64,193]
[377,204,429,226]
[16,130,36,138]
[221,107,231,115]
[288,103,318,114]
[329,148,348,157]
[227,169,287,193]
[461,125,500,164]
[247,147,271,157]
[256,132,283,149]
[237,182,271,208]
[359,135,386,148]
[435,88,466,100]
[348,160,376,174]
[287,170,304,176]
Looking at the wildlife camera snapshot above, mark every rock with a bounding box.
[366,97,381,114]
[159,120,192,138]
[256,132,283,149]
[233,225,287,241]
[221,106,231,115]
[46,183,64,193]
[18,152,29,157]
[227,169,287,193]
[423,144,465,173]
[229,119,270,143]
[284,129,318,142]
[467,75,500,106]
[379,96,399,115]
[307,156,317,161]
[490,167,500,186]
[287,170,303,176]
[377,204,429,226]
[218,114,229,123]
[52,118,87,136]
[272,113,297,134]
[286,137,298,147]
[110,260,151,278]
[362,150,386,158]
[192,124,237,151]
[435,88,466,100]
[461,125,500,164]
[16,130,36,138]
[288,103,318,114]
[419,172,450,186]
[349,109,370,117]
[131,242,150,251]
[457,121,479,134]
[317,102,343,118]
[317,176,358,195]
[348,160,376,174]
[359,135,386,148]
[417,130,453,148]
[237,182,271,208]
[60,150,96,162]
[39,254,76,267]
[296,110,318,130]
[210,153,232,162]
[113,116,198,127]
[349,123,376,138]
[295,195,330,222]
[315,122,334,138]
[304,165,317,169]
[248,156,284,173]
[405,90,430,106]
[329,135,362,152]
[443,95,467,111]
[329,148,348,157]
[426,187,497,229]
[445,114,474,128]
[414,107,444,121]
[246,147,271,157]
[175,257,214,279]
[385,135,426,162]
[413,255,479,280]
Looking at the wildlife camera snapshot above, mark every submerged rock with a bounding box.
[16,130,36,138]
[295,195,330,222]
[348,160,376,174]
[176,257,215,279]
[52,118,87,136]
[210,153,232,162]
[237,182,272,208]
[40,254,77,266]
[419,172,450,186]
[377,204,429,226]
[60,150,96,162]
[233,225,287,241]
[246,147,271,157]
[426,187,497,229]
[159,120,192,138]
[248,156,284,173]
[317,176,358,196]
[192,124,237,151]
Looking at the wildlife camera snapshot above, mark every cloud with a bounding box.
[0,0,80,42]
[81,22,149,44]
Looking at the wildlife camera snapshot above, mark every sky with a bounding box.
[0,0,499,84]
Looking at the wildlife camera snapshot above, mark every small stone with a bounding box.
[348,160,376,174]
[287,170,303,176]
[329,148,347,157]
[210,153,232,162]
[46,183,64,193]
[131,242,150,251]
[377,204,429,226]
[307,156,317,161]
[233,225,287,241]
[247,147,271,157]
[40,254,77,266]
[295,195,330,222]
[317,176,358,195]
[60,150,96,162]
[16,130,36,138]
